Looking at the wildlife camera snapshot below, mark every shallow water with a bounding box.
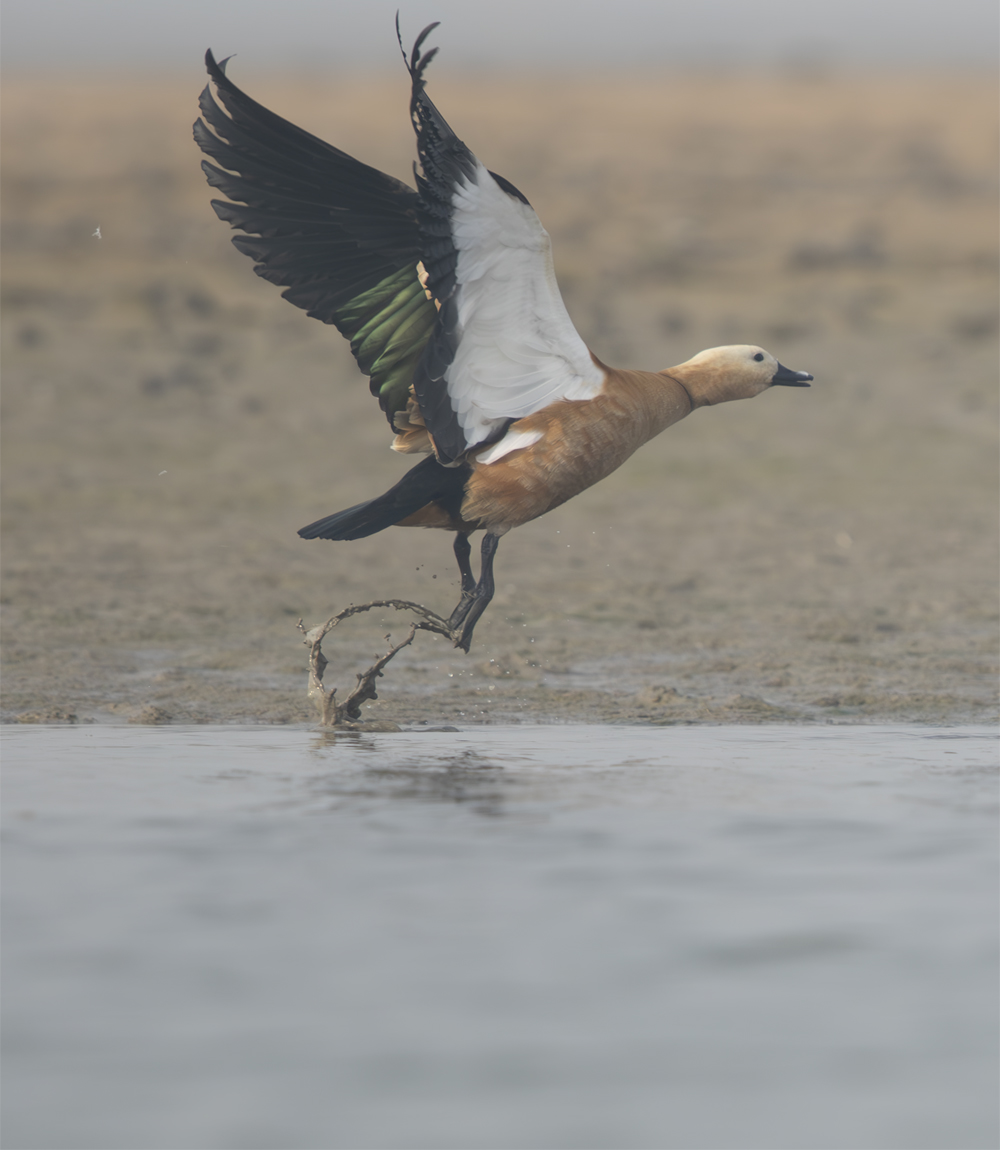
[3,724,997,1150]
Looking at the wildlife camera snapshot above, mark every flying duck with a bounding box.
[194,23,812,652]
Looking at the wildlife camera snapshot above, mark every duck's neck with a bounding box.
[661,361,727,407]
[596,360,695,445]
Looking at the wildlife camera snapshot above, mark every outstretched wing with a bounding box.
[193,50,436,426]
[402,24,604,464]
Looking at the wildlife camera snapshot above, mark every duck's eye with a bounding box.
[753,352,764,362]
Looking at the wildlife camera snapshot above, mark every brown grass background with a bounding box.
[2,68,997,724]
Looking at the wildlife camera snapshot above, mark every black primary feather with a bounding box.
[395,21,472,464]
[194,49,435,425]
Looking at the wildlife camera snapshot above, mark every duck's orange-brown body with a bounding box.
[467,364,694,534]
[396,358,722,535]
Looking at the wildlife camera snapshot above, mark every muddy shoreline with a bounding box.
[2,70,997,726]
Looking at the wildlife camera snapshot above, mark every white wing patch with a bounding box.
[446,162,605,450]
[474,427,544,465]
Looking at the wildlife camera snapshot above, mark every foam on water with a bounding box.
[3,724,998,1149]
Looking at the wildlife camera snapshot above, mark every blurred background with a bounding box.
[2,0,997,724]
[3,0,999,68]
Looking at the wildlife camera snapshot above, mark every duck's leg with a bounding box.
[446,532,477,633]
[453,531,476,596]
[449,532,500,652]
[448,533,475,626]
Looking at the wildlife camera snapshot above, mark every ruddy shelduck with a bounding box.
[195,23,813,651]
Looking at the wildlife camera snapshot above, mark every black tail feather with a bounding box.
[297,498,397,541]
[298,455,469,541]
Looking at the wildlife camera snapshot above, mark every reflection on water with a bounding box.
[309,738,511,815]
[3,725,998,1150]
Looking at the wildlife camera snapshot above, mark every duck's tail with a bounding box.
[298,455,469,540]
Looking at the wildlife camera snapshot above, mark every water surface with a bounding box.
[3,724,997,1149]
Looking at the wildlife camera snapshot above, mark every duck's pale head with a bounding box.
[666,344,813,407]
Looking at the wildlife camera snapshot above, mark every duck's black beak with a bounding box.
[771,362,813,386]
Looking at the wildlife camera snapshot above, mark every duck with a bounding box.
[194,22,812,652]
